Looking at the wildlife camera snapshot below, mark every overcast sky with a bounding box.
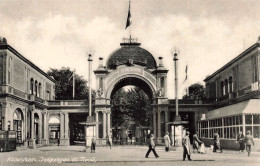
[1,0,260,99]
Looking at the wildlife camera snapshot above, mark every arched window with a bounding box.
[224,79,228,96]
[220,81,224,96]
[35,81,38,97]
[229,76,233,93]
[39,83,42,98]
[30,78,34,95]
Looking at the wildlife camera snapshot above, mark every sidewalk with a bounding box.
[1,145,260,166]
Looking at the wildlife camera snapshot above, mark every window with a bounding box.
[38,83,42,98]
[253,115,260,124]
[224,79,228,95]
[220,81,224,96]
[46,91,50,100]
[229,76,233,93]
[35,81,38,97]
[245,115,252,124]
[30,78,34,95]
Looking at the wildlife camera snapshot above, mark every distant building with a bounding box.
[198,37,260,149]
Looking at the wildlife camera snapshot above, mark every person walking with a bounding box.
[244,131,254,156]
[164,132,171,152]
[193,131,203,153]
[91,137,96,153]
[145,134,159,158]
[236,132,245,153]
[182,131,192,161]
[213,130,222,153]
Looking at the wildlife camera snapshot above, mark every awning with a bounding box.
[205,99,260,120]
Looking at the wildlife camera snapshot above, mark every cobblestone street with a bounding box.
[0,145,260,166]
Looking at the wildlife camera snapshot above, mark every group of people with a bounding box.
[236,131,255,156]
[145,130,255,160]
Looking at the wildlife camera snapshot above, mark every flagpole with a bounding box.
[73,69,75,100]
[129,0,131,42]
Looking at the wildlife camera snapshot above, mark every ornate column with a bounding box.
[29,107,35,149]
[64,113,69,139]
[107,109,111,134]
[42,111,48,146]
[59,113,64,145]
[165,110,169,133]
[1,102,7,131]
[102,111,107,138]
[95,111,99,138]
[158,110,161,138]
[38,113,42,145]
[153,111,156,138]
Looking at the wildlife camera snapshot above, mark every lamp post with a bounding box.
[172,48,181,121]
[88,53,93,117]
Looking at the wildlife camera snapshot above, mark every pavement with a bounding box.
[0,145,260,166]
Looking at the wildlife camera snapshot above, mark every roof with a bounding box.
[204,99,260,120]
[0,44,56,83]
[204,42,260,82]
[106,43,157,70]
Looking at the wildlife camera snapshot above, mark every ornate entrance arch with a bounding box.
[94,40,168,142]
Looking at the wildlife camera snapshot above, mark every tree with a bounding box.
[47,67,94,100]
[183,83,206,99]
[111,87,151,127]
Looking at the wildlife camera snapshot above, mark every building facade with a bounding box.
[0,37,55,148]
[198,37,260,150]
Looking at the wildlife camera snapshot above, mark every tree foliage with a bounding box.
[47,67,94,100]
[183,83,206,99]
[111,87,151,127]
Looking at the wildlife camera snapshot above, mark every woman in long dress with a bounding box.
[164,132,171,152]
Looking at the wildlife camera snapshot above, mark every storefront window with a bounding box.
[253,126,260,139]
[245,115,252,124]
[253,115,260,124]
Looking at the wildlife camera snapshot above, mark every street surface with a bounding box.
[0,145,259,166]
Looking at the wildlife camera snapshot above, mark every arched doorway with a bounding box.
[34,113,40,144]
[48,116,60,145]
[13,108,24,145]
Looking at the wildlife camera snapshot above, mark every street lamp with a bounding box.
[171,47,181,121]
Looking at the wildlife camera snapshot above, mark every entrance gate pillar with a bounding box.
[29,106,35,149]
[102,111,106,138]
[95,111,99,139]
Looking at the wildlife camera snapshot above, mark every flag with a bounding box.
[125,1,132,29]
[184,65,188,82]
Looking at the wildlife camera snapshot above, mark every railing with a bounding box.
[35,96,44,103]
[48,100,88,106]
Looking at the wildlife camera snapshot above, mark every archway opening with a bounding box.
[110,77,154,145]
[13,108,24,145]
[48,116,60,145]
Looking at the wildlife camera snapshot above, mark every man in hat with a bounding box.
[145,134,159,158]
[182,131,192,161]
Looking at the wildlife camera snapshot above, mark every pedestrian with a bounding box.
[236,132,245,153]
[145,134,159,158]
[193,131,203,153]
[213,130,222,153]
[244,131,254,156]
[91,137,96,153]
[182,131,192,161]
[164,132,171,152]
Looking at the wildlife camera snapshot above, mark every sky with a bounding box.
[1,0,260,99]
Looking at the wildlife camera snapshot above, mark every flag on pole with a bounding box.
[125,1,132,29]
[182,64,189,97]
